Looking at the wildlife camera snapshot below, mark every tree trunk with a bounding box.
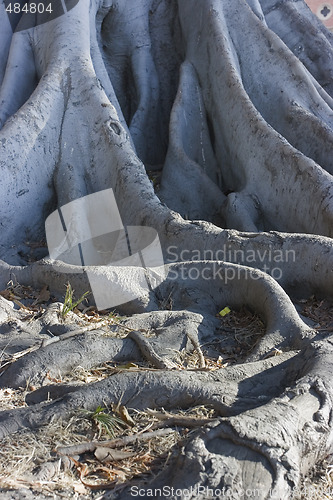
[1,0,333,498]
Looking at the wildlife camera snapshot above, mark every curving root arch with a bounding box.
[0,0,333,498]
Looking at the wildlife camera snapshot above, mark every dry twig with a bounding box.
[127,330,177,369]
[55,428,174,456]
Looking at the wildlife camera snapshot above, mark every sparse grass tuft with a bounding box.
[61,282,90,319]
[80,405,125,438]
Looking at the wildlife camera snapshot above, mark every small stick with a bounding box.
[55,428,174,456]
[151,416,218,429]
[186,332,206,368]
[40,325,107,347]
[127,330,177,369]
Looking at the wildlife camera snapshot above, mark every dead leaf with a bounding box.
[73,482,89,494]
[117,362,138,369]
[0,290,12,300]
[78,465,126,490]
[94,447,135,463]
[0,290,26,309]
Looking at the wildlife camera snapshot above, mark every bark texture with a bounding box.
[1,0,333,498]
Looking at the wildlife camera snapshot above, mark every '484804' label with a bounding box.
[5,2,53,14]
[4,0,80,32]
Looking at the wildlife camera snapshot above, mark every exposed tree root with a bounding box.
[126,330,177,369]
[0,347,301,438]
[159,60,226,223]
[110,339,333,500]
[263,0,333,98]
[0,330,141,389]
[1,0,333,497]
[1,336,333,500]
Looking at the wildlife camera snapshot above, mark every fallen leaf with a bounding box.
[117,362,138,369]
[94,447,135,463]
[73,482,89,494]
[219,306,231,317]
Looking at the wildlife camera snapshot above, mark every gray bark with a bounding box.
[1,0,333,498]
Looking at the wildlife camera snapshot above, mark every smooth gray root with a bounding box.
[0,0,333,497]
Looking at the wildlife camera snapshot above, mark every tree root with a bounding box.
[0,30,37,128]
[116,346,333,499]
[127,330,177,369]
[159,60,226,223]
[0,0,333,496]
[0,330,141,389]
[1,338,332,499]
[263,0,333,98]
[0,258,314,361]
[0,348,300,439]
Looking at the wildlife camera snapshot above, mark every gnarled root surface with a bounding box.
[1,0,333,498]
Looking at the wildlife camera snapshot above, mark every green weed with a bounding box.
[61,282,90,319]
